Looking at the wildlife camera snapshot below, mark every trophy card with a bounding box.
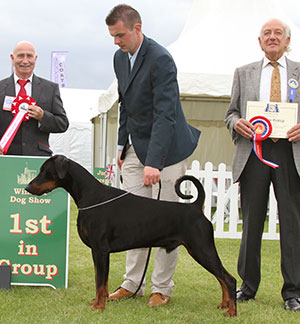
[246,101,298,138]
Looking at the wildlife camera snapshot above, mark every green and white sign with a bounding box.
[0,156,69,289]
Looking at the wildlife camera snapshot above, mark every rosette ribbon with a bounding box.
[249,116,279,169]
[0,95,36,155]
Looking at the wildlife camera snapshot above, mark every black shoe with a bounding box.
[284,297,300,311]
[236,289,255,302]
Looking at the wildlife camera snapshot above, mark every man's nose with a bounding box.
[22,56,29,63]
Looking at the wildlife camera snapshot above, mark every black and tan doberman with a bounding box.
[26,155,237,316]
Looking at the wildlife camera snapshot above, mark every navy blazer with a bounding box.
[114,35,200,170]
[0,74,69,156]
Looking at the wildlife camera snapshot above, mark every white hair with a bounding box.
[259,19,291,53]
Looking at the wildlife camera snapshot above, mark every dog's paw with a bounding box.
[217,301,229,309]
[91,303,105,311]
[221,300,237,317]
[224,308,237,317]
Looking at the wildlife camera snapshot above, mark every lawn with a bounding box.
[0,200,298,324]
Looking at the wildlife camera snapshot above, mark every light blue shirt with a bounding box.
[128,41,143,71]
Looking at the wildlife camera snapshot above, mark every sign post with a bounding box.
[0,156,69,289]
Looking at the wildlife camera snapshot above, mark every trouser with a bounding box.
[238,139,300,300]
[120,145,187,296]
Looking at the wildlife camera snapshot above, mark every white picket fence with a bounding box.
[182,161,279,240]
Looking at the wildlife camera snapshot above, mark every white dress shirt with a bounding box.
[259,55,287,102]
[13,73,33,97]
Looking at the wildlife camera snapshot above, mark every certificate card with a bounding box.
[246,101,298,138]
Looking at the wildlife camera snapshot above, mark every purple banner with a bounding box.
[51,51,68,88]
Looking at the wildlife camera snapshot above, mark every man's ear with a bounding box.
[134,23,142,33]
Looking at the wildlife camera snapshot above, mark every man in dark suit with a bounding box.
[0,41,69,156]
[105,5,200,307]
[225,18,300,311]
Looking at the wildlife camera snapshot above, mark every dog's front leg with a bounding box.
[90,250,110,311]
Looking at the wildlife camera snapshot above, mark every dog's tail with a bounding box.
[175,175,205,207]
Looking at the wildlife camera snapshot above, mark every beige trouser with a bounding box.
[120,146,187,297]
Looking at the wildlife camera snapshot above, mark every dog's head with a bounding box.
[26,155,69,196]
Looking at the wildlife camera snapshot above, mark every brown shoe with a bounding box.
[107,287,134,301]
[147,293,170,307]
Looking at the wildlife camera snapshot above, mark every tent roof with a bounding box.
[60,88,104,122]
[168,0,300,96]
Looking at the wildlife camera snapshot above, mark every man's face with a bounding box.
[11,42,37,79]
[108,20,141,54]
[259,19,290,61]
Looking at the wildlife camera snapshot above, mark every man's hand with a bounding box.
[0,145,3,155]
[117,150,124,169]
[287,123,300,142]
[27,105,44,121]
[143,166,160,186]
[234,118,255,139]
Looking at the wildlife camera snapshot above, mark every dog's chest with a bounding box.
[77,219,91,247]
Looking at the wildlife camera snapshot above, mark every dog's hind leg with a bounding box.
[90,250,110,311]
[184,220,237,316]
[216,275,236,316]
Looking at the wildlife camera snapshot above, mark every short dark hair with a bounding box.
[105,4,142,29]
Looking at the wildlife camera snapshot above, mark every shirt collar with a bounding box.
[13,73,33,84]
[263,55,287,69]
[128,40,143,66]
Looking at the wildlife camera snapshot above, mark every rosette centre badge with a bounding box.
[250,116,272,141]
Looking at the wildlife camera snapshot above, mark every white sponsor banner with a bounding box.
[51,51,68,88]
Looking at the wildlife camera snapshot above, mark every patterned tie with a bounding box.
[17,79,29,98]
[270,62,281,102]
[270,62,280,142]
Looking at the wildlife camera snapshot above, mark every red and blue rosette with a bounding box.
[249,116,279,169]
[0,95,37,155]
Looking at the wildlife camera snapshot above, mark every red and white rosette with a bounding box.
[249,116,279,169]
[0,95,36,155]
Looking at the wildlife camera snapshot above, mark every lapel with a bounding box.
[4,75,16,97]
[286,58,300,101]
[123,35,148,94]
[32,74,41,102]
[249,60,263,101]
[118,54,130,94]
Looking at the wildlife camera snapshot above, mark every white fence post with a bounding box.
[214,163,226,237]
[185,161,279,240]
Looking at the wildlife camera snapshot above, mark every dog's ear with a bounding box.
[53,155,69,179]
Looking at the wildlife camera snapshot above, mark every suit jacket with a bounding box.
[225,57,300,182]
[113,35,200,170]
[0,74,69,156]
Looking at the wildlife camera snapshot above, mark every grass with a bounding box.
[0,200,298,324]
